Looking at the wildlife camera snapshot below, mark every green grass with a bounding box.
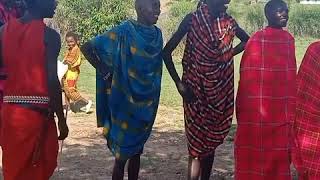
[160,63,183,109]
[295,37,316,65]
[77,38,317,109]
[77,60,96,99]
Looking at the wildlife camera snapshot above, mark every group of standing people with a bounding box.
[0,0,320,180]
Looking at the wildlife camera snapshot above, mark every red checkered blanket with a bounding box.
[235,27,297,180]
[293,41,320,180]
[182,4,237,158]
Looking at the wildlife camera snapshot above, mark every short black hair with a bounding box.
[264,0,287,18]
[66,31,79,42]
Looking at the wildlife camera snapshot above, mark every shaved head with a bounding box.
[135,0,160,26]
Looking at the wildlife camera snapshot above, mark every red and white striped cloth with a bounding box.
[293,41,320,180]
[182,4,238,158]
[235,27,297,180]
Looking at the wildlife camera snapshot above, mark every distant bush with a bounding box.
[160,0,320,61]
[288,4,320,38]
[170,0,196,18]
[162,0,196,40]
[54,0,133,42]
[158,0,196,60]
[53,0,319,53]
[230,1,320,38]
[244,4,265,34]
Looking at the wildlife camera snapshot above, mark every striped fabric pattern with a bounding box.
[62,78,83,102]
[182,4,237,158]
[293,41,320,180]
[235,27,296,180]
[3,95,49,104]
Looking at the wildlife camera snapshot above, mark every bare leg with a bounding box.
[128,154,141,180]
[112,159,127,180]
[188,156,201,180]
[200,154,215,180]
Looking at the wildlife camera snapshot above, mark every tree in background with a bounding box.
[53,0,133,42]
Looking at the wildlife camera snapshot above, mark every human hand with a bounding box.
[176,81,196,103]
[58,118,69,140]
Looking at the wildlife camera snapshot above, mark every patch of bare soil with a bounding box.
[0,105,235,180]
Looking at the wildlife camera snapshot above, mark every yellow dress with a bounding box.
[62,45,85,102]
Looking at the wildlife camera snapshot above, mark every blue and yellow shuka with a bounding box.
[92,20,163,160]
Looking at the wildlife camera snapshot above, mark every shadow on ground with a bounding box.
[50,126,235,180]
[0,107,297,180]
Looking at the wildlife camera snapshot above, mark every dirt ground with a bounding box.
[0,105,235,180]
[0,2,236,178]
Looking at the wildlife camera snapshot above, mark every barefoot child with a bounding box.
[62,32,92,113]
[81,0,162,179]
[162,0,249,179]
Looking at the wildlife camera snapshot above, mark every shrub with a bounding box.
[54,0,133,42]
[158,0,196,60]
[288,4,320,38]
[170,0,196,18]
[244,4,265,34]
[229,1,320,38]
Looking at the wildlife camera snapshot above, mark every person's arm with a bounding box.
[44,27,68,140]
[162,14,194,101]
[163,14,191,84]
[232,25,250,56]
[80,41,111,80]
[63,47,80,66]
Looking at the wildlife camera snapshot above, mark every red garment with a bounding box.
[292,41,320,180]
[182,4,237,158]
[1,19,58,180]
[235,27,296,180]
[0,2,20,140]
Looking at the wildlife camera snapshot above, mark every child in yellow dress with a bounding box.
[62,32,92,113]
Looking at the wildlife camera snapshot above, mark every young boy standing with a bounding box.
[162,0,249,179]
[62,32,92,113]
[81,0,162,179]
[235,0,296,179]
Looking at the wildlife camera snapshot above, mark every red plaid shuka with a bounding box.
[235,27,297,180]
[182,4,237,158]
[293,41,320,180]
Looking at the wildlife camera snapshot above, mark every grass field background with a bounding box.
[77,37,316,109]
